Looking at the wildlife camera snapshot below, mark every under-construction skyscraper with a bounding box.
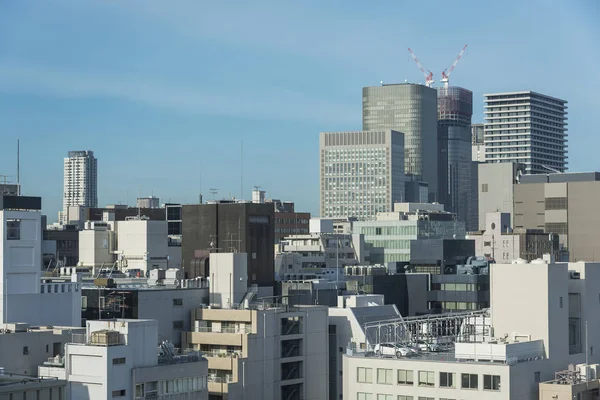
[437,86,474,229]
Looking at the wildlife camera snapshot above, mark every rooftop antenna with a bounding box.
[240,140,244,201]
[17,139,20,195]
[210,188,218,201]
[137,185,141,217]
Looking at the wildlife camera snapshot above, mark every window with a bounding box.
[484,374,501,391]
[418,371,434,387]
[461,373,478,389]
[481,183,488,193]
[397,369,413,385]
[6,219,20,240]
[418,397,434,400]
[112,357,126,365]
[135,384,144,397]
[534,371,541,383]
[173,321,184,330]
[23,346,29,355]
[559,296,563,308]
[357,367,373,383]
[377,395,393,400]
[173,298,183,306]
[398,396,413,400]
[112,390,126,397]
[357,393,372,400]
[377,369,393,384]
[439,372,455,388]
[81,296,87,310]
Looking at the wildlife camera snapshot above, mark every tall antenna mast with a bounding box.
[240,140,244,202]
[17,139,20,195]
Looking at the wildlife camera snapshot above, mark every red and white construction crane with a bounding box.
[441,44,467,88]
[408,48,434,88]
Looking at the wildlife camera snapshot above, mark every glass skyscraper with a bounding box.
[319,131,405,220]
[362,83,438,201]
[437,86,473,229]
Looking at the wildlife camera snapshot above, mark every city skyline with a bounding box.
[0,1,598,219]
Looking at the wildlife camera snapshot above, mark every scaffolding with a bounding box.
[363,309,491,350]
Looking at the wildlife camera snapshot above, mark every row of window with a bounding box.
[357,367,501,391]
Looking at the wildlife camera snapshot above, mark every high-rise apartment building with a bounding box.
[484,91,568,174]
[437,86,473,228]
[319,131,405,220]
[363,83,438,201]
[59,150,97,224]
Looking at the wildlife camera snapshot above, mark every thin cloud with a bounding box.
[0,63,358,125]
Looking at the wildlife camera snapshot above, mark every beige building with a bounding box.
[183,252,329,400]
[539,367,600,400]
[343,255,600,400]
[514,173,600,261]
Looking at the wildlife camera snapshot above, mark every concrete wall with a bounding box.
[0,328,83,376]
[514,183,545,231]
[209,253,248,308]
[137,288,209,346]
[478,163,518,230]
[567,182,600,261]
[78,229,114,267]
[117,220,168,272]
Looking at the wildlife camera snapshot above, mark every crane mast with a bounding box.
[441,44,468,87]
[408,48,434,87]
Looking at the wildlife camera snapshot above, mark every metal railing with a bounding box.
[207,374,234,383]
[193,326,251,334]
[203,349,242,358]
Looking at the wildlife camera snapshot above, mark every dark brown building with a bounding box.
[267,200,310,243]
[182,202,275,287]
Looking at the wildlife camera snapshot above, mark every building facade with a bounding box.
[352,204,466,264]
[468,212,559,263]
[1,195,81,327]
[484,91,568,174]
[59,151,97,224]
[320,130,405,220]
[343,256,600,400]
[514,172,600,261]
[39,319,209,400]
[182,202,275,286]
[471,123,485,162]
[362,83,438,201]
[437,86,474,229]
[477,162,524,230]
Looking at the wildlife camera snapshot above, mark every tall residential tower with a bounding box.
[484,91,568,174]
[362,83,438,201]
[320,130,405,220]
[59,150,97,224]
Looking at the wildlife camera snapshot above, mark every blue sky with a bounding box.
[0,0,598,221]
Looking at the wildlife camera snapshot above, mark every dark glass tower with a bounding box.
[437,86,473,229]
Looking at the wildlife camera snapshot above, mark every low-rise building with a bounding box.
[1,195,81,327]
[343,255,600,400]
[0,323,85,376]
[81,278,209,346]
[538,366,600,399]
[468,212,561,263]
[39,319,209,400]
[182,252,329,400]
[352,203,466,264]
[0,373,66,400]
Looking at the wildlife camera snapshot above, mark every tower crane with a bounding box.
[408,48,434,87]
[441,44,467,88]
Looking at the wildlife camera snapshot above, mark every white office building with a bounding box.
[343,255,600,400]
[320,131,405,220]
[352,203,465,264]
[484,91,568,174]
[1,195,81,327]
[39,319,209,400]
[59,151,97,224]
